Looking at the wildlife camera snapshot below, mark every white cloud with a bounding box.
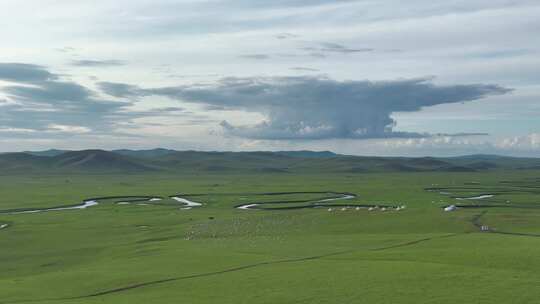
[497,133,540,151]
[0,1,538,155]
[46,124,92,134]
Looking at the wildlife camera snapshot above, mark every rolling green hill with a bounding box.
[1,149,539,174]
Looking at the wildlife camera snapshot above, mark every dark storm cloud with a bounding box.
[71,59,126,67]
[100,76,511,140]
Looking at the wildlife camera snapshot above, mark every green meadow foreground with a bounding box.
[2,171,540,303]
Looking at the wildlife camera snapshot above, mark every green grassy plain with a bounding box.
[1,171,540,303]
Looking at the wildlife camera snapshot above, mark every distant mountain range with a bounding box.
[0,149,539,174]
[22,149,341,159]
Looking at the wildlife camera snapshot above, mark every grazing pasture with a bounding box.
[1,170,540,303]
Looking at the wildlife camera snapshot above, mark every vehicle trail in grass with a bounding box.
[5,224,535,304]
[370,233,462,251]
[470,210,540,238]
[0,233,467,304]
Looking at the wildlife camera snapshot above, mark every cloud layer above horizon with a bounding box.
[0,0,539,156]
[98,76,509,139]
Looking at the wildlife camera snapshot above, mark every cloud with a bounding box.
[289,67,320,72]
[100,76,511,140]
[147,107,185,113]
[238,54,271,60]
[301,42,374,55]
[358,132,540,157]
[0,64,215,142]
[0,63,136,136]
[71,59,126,67]
[276,33,299,39]
[5,81,95,105]
[496,133,540,151]
[221,0,357,9]
[0,63,57,83]
[47,124,92,134]
[98,81,143,98]
[55,46,77,53]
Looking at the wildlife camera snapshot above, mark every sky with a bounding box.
[0,0,539,156]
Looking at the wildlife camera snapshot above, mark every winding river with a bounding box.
[456,195,494,200]
[233,192,400,211]
[171,196,203,210]
[0,195,202,215]
[12,200,99,214]
[0,191,404,215]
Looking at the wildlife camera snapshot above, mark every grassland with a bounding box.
[1,170,540,303]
